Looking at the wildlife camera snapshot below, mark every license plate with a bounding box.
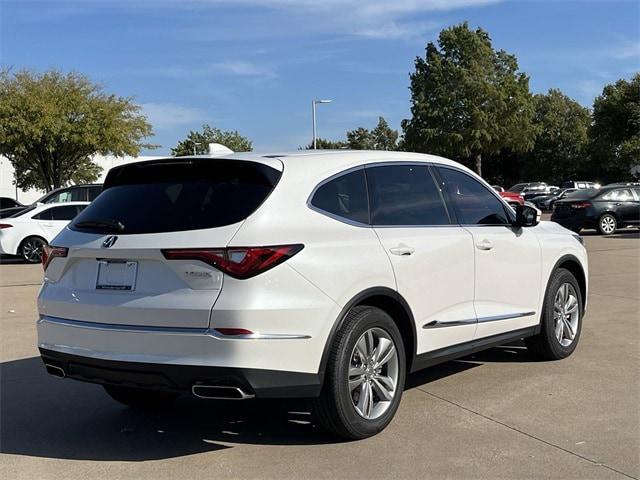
[96,260,138,291]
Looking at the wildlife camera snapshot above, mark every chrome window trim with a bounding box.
[306,165,371,228]
[422,311,535,329]
[307,160,457,228]
[38,316,311,340]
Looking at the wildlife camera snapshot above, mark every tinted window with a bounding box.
[439,167,510,225]
[366,165,449,226]
[34,205,80,221]
[0,198,19,209]
[87,186,102,201]
[43,188,85,204]
[70,159,281,234]
[600,188,634,201]
[311,169,369,224]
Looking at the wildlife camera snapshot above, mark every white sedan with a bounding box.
[0,202,89,263]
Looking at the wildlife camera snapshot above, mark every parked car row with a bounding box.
[551,185,640,235]
[0,184,101,218]
[0,202,90,262]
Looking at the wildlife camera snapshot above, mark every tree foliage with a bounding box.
[521,89,591,183]
[301,138,348,150]
[588,73,640,181]
[303,117,398,151]
[401,22,535,176]
[0,69,154,191]
[347,117,398,150]
[171,124,252,156]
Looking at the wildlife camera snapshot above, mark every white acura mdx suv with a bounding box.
[37,151,587,439]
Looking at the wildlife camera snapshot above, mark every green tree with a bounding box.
[171,124,252,156]
[370,117,399,150]
[523,89,591,183]
[346,117,399,150]
[588,74,640,181]
[401,23,535,176]
[0,69,154,192]
[301,138,348,150]
[346,127,374,149]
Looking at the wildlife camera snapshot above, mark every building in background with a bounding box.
[0,155,162,204]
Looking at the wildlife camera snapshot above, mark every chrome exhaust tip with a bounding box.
[44,363,66,378]
[192,384,255,400]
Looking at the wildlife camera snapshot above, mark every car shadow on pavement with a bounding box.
[1,346,535,461]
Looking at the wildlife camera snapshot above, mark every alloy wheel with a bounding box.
[348,327,399,420]
[600,215,616,234]
[22,238,45,263]
[553,283,580,347]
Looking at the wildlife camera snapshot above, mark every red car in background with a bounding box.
[492,186,525,208]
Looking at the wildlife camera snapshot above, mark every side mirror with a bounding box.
[515,203,541,227]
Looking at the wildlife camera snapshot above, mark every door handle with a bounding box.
[475,239,494,251]
[389,245,415,256]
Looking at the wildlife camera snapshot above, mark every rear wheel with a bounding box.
[19,236,47,263]
[597,213,617,235]
[103,385,179,408]
[313,306,406,439]
[526,268,583,360]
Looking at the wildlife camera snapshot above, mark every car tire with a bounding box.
[103,385,179,408]
[597,213,617,235]
[313,306,406,439]
[525,268,583,360]
[19,236,47,263]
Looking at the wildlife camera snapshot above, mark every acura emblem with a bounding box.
[102,235,118,248]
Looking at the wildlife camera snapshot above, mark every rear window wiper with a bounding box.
[74,219,125,232]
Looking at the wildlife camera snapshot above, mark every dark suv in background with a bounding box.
[0,184,102,218]
[551,186,640,234]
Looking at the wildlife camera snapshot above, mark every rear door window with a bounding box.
[310,169,369,224]
[70,159,281,234]
[365,164,450,226]
[438,167,511,225]
[33,205,80,221]
[601,189,634,201]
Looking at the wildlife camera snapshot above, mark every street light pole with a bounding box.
[312,99,333,149]
[193,143,201,156]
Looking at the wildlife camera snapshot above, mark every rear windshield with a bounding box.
[70,159,281,234]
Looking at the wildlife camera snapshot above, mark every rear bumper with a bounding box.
[37,314,329,398]
[40,348,322,398]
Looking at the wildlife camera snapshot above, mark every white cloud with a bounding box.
[40,0,500,39]
[141,102,204,129]
[209,61,277,78]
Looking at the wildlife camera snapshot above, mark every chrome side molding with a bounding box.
[422,318,476,329]
[423,311,536,329]
[38,316,311,340]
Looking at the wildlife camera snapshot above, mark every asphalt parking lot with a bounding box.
[1,227,638,480]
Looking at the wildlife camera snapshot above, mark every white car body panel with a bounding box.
[374,226,477,353]
[36,151,588,394]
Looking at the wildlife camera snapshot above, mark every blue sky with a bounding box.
[2,0,639,155]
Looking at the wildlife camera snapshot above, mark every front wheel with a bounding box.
[597,213,617,235]
[526,268,583,360]
[313,306,406,439]
[19,236,47,263]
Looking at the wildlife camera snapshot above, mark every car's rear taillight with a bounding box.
[570,202,592,209]
[0,223,13,229]
[42,245,68,270]
[162,244,304,279]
